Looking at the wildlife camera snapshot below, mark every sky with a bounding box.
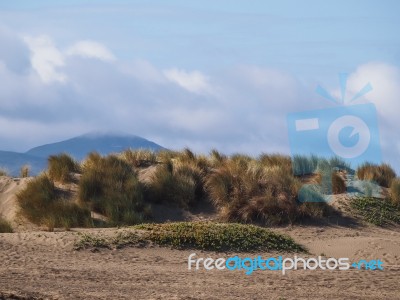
[0,1,399,170]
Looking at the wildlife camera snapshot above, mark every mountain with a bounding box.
[0,133,165,176]
[26,132,165,160]
[0,150,47,176]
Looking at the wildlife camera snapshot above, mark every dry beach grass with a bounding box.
[1,150,400,299]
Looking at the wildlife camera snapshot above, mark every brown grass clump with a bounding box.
[145,159,205,208]
[20,165,30,178]
[0,168,8,176]
[79,154,150,225]
[332,172,347,194]
[0,217,13,233]
[17,175,91,230]
[48,153,80,183]
[357,162,396,188]
[259,153,292,173]
[205,158,301,225]
[120,149,157,168]
[390,178,400,205]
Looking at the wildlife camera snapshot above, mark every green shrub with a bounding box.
[0,217,13,233]
[135,222,306,252]
[390,178,400,205]
[79,154,149,225]
[17,175,91,230]
[48,153,80,183]
[20,165,30,178]
[356,163,396,187]
[350,196,400,226]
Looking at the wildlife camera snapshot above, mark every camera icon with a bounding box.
[287,103,381,168]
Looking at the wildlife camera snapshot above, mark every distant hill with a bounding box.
[0,150,46,176]
[0,133,165,176]
[26,132,165,160]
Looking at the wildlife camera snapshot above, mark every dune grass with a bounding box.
[390,178,400,205]
[17,175,91,230]
[18,148,400,229]
[0,217,13,233]
[120,149,157,168]
[75,222,306,253]
[356,162,396,188]
[79,153,150,225]
[0,168,8,176]
[144,151,208,208]
[48,153,80,183]
[20,165,30,178]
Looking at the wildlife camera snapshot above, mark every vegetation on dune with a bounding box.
[390,178,400,205]
[206,156,331,225]
[16,147,400,229]
[356,162,396,188]
[17,175,91,230]
[79,153,151,225]
[48,153,80,183]
[350,196,400,226]
[144,149,208,208]
[206,159,296,224]
[20,165,30,178]
[137,222,305,252]
[0,217,13,233]
[75,222,306,253]
[0,168,8,176]
[119,149,157,168]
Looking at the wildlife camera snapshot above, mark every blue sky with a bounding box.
[0,1,399,170]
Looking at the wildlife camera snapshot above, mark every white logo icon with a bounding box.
[327,115,370,158]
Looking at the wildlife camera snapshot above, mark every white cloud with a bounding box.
[66,40,115,61]
[24,35,66,83]
[347,62,400,123]
[163,68,212,94]
[1,29,399,172]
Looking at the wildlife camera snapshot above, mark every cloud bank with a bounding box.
[0,28,398,172]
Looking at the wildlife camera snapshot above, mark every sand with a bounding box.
[0,225,399,300]
[1,174,399,299]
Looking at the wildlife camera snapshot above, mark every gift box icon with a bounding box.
[287,74,382,201]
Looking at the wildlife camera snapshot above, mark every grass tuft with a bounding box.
[120,149,157,168]
[48,153,80,183]
[20,165,30,178]
[79,154,149,225]
[17,175,91,230]
[356,163,396,188]
[0,217,13,233]
[390,178,400,205]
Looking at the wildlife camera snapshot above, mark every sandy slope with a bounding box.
[0,225,399,300]
[0,177,29,225]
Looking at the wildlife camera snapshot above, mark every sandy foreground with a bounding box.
[1,225,399,300]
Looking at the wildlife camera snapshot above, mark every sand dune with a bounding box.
[0,177,29,226]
